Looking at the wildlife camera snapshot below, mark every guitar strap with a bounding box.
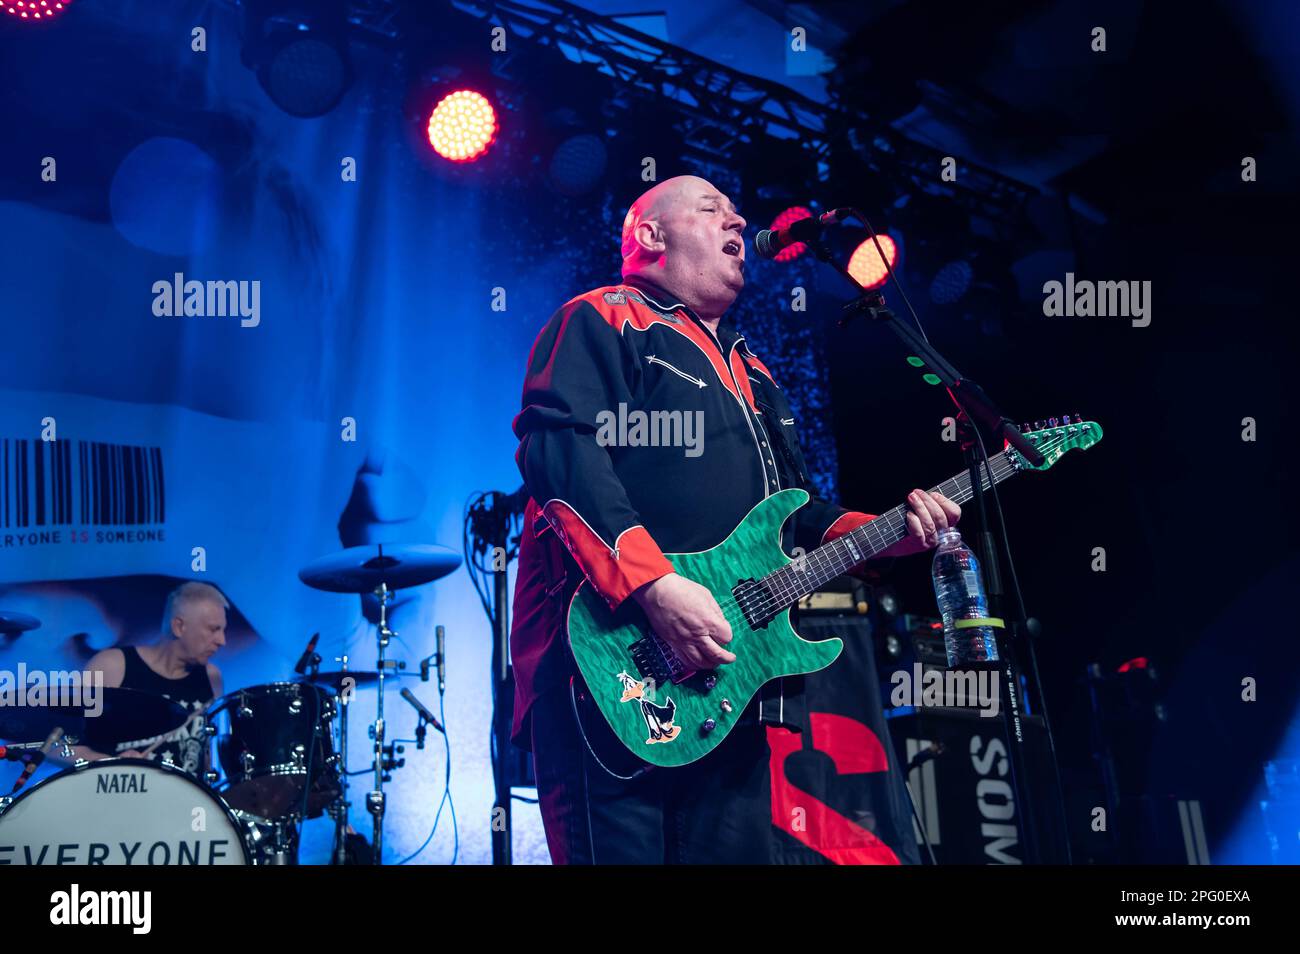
[748,391,813,733]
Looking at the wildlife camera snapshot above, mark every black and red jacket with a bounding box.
[509,273,875,747]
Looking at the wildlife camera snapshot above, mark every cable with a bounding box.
[846,207,931,344]
[971,421,1072,863]
[840,205,1068,862]
[396,685,457,864]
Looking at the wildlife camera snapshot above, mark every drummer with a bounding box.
[72,581,227,773]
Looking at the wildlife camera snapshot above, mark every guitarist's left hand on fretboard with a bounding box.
[877,488,962,558]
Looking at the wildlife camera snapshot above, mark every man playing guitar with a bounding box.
[510,175,960,864]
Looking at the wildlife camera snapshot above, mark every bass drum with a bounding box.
[0,758,249,865]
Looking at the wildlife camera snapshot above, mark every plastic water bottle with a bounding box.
[931,527,1000,666]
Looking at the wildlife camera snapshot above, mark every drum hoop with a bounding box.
[208,680,328,712]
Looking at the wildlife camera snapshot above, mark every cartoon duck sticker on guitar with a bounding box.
[616,671,681,744]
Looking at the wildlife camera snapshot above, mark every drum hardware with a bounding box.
[331,652,352,866]
[370,580,394,864]
[300,668,414,690]
[0,738,75,764]
[2,731,75,801]
[7,726,66,796]
[298,541,462,864]
[233,809,302,865]
[0,704,85,746]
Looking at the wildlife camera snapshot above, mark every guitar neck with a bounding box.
[759,450,1023,611]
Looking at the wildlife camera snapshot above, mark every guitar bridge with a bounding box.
[630,632,695,686]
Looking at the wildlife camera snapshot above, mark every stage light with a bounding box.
[548,133,607,195]
[427,89,499,162]
[847,234,898,290]
[929,259,973,305]
[240,2,353,118]
[3,0,70,20]
[768,206,814,262]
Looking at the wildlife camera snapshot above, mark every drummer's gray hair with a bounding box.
[161,581,230,637]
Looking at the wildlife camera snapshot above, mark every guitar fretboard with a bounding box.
[753,450,1021,614]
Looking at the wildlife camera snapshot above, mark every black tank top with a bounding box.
[114,646,214,775]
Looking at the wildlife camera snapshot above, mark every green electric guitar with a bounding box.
[567,417,1102,774]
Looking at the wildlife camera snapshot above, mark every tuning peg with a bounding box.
[1034,420,1044,430]
[1048,417,1059,427]
[1074,413,1083,424]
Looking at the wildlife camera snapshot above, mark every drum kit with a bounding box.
[0,542,460,866]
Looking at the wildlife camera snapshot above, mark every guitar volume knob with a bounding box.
[701,718,717,734]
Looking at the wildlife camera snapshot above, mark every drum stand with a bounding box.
[330,653,352,866]
[367,582,393,865]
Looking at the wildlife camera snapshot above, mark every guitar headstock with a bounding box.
[1008,415,1103,471]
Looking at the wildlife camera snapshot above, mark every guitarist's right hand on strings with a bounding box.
[631,574,737,670]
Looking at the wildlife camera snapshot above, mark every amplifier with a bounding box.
[886,707,1068,864]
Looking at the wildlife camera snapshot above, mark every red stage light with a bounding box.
[847,234,898,290]
[426,89,498,163]
[768,206,813,262]
[3,0,70,19]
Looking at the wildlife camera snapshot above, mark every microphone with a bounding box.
[400,688,445,734]
[420,625,447,691]
[9,726,63,795]
[435,624,446,694]
[293,632,320,675]
[753,208,849,260]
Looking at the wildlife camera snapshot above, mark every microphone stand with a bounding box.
[812,231,1070,864]
[467,490,526,866]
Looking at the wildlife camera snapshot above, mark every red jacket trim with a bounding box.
[540,499,675,609]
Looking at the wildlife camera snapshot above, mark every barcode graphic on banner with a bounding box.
[0,439,165,529]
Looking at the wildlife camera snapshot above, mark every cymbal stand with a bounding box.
[367,582,393,865]
[331,652,351,866]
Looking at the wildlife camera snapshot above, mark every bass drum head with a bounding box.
[0,758,249,865]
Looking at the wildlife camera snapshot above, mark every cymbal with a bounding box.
[298,670,415,692]
[0,610,41,634]
[0,706,86,745]
[78,688,190,751]
[298,543,461,594]
[2,687,191,749]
